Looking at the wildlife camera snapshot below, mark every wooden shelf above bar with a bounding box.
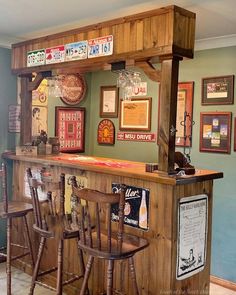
[11,5,195,75]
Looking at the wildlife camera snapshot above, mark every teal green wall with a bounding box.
[86,47,236,282]
[1,45,236,282]
[179,47,236,282]
[0,48,17,247]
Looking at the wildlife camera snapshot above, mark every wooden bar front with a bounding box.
[3,153,223,295]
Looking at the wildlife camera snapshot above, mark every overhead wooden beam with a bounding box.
[135,61,161,82]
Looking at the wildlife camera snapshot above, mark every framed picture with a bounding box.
[234,118,236,152]
[97,119,115,145]
[55,107,85,153]
[201,75,234,105]
[200,112,231,154]
[100,85,119,117]
[176,82,194,146]
[32,106,48,137]
[119,98,152,131]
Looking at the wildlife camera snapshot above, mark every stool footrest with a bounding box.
[38,266,57,277]
[35,280,57,292]
[11,251,30,261]
[62,274,83,286]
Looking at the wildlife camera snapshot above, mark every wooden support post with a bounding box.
[158,56,180,174]
[20,77,32,145]
[20,72,51,145]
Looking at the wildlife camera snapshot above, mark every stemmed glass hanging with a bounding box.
[116,70,141,100]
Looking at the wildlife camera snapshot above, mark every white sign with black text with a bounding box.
[176,194,208,280]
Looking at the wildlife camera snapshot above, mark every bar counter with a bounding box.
[3,152,223,295]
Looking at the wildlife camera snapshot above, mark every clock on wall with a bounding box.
[59,73,87,105]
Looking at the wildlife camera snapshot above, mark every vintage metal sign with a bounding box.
[111,183,150,231]
[97,119,115,145]
[65,41,88,61]
[27,49,45,67]
[88,35,113,58]
[176,194,208,280]
[45,45,65,64]
[117,132,156,142]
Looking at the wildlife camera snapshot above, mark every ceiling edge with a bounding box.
[195,34,236,51]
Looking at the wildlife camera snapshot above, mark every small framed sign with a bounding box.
[100,85,119,118]
[97,119,115,145]
[201,75,234,105]
[200,112,231,153]
[55,107,85,153]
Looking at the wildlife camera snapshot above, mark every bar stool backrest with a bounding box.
[71,177,126,254]
[26,168,65,231]
[0,162,8,213]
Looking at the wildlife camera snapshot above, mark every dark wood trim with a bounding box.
[211,275,236,292]
[135,61,161,82]
[20,77,32,145]
[158,56,180,173]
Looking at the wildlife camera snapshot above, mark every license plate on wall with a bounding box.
[88,35,113,58]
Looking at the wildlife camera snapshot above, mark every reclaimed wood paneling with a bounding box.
[11,5,195,74]
[3,153,222,294]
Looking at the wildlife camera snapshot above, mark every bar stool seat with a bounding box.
[0,162,34,295]
[0,201,33,218]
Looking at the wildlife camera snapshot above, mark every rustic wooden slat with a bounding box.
[11,6,195,73]
[5,154,222,295]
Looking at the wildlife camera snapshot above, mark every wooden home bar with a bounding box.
[3,4,223,295]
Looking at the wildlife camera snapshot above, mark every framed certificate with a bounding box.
[119,98,152,131]
[100,85,119,118]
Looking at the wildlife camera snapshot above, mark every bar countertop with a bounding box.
[2,152,223,185]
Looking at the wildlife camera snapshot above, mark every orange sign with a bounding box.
[97,119,115,145]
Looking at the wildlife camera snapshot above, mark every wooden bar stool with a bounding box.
[71,179,149,295]
[0,162,34,295]
[26,169,87,295]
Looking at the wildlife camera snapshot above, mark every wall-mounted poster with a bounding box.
[200,112,231,153]
[111,183,150,231]
[176,194,208,280]
[32,106,48,137]
[8,105,21,133]
[201,75,234,105]
[32,78,48,106]
[55,107,85,153]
